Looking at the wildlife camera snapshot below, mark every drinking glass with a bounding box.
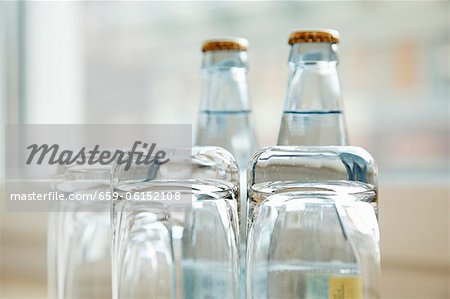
[111,146,240,299]
[246,146,380,298]
[247,193,380,299]
[48,163,112,299]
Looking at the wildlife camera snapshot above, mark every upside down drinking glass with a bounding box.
[111,147,240,299]
[246,146,380,298]
[246,193,380,299]
[48,163,112,299]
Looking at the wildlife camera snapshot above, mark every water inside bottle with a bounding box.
[278,110,347,146]
[196,110,257,169]
[251,261,362,299]
[183,259,237,299]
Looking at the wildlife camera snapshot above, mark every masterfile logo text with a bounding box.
[5,124,192,212]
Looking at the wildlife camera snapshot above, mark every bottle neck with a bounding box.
[200,51,250,112]
[284,43,342,112]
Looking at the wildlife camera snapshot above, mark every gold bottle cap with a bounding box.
[288,29,340,45]
[202,38,248,52]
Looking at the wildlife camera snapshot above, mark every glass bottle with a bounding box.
[195,40,258,297]
[277,29,348,146]
[195,38,258,169]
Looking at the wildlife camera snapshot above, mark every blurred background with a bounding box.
[0,1,448,298]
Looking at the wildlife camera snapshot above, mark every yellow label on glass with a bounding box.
[329,276,362,299]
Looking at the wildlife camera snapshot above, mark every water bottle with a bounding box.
[194,38,258,298]
[277,29,348,146]
[195,38,258,169]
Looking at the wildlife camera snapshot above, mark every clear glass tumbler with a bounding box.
[247,193,380,299]
[111,146,240,299]
[246,146,380,298]
[48,163,112,299]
